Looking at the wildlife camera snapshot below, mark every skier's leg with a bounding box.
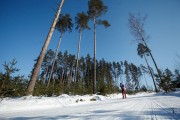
[124,90,126,98]
[122,90,124,99]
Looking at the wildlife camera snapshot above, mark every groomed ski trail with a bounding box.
[0,92,179,120]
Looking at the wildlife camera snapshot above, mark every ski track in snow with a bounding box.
[0,92,179,120]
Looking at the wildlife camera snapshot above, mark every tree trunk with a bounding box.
[149,50,162,80]
[140,34,162,82]
[47,34,63,88]
[0,79,5,92]
[93,17,96,94]
[75,29,82,83]
[143,54,158,92]
[70,66,73,84]
[43,66,49,84]
[142,73,148,89]
[60,69,64,93]
[25,0,65,96]
[53,68,58,87]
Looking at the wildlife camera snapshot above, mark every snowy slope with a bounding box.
[0,92,179,120]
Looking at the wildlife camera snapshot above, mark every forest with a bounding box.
[0,51,179,97]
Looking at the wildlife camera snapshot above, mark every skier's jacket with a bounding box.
[120,84,126,91]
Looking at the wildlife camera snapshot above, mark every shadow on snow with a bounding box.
[4,108,180,120]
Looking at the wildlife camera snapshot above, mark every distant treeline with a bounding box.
[0,50,179,97]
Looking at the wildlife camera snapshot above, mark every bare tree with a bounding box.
[128,13,162,90]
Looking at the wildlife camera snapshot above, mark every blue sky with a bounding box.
[0,0,180,86]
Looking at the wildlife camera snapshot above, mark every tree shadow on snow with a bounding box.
[5,107,180,120]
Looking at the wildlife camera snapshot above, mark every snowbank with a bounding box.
[0,93,123,113]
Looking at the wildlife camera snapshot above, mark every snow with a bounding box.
[0,92,180,120]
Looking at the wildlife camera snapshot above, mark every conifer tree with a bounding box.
[88,0,110,93]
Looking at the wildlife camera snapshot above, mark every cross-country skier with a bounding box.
[120,83,126,99]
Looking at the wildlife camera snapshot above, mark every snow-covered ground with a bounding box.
[0,92,180,120]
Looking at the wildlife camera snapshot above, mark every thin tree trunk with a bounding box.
[149,50,162,80]
[25,0,65,96]
[47,34,63,88]
[60,69,64,93]
[70,66,73,84]
[67,66,73,90]
[143,54,158,92]
[75,29,82,83]
[140,34,162,82]
[143,73,148,89]
[93,17,96,94]
[60,69,64,84]
[43,66,49,84]
[53,67,58,87]
[0,80,5,92]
